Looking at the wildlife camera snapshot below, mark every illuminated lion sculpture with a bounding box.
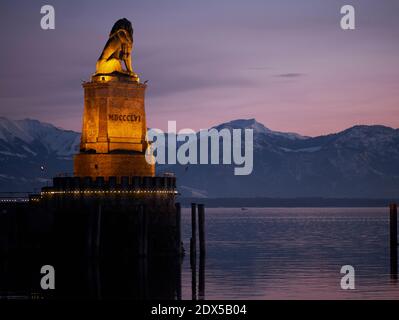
[95,18,138,79]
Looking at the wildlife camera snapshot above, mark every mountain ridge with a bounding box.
[1,117,398,198]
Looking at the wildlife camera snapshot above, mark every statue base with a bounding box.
[76,71,154,179]
[91,71,140,83]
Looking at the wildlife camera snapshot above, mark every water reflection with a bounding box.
[0,252,183,300]
[198,256,205,300]
[181,207,399,300]
[390,246,398,281]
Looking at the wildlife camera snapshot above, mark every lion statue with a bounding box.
[95,18,138,78]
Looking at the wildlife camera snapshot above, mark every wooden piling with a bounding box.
[176,258,182,300]
[87,209,94,255]
[198,253,205,300]
[191,256,197,300]
[198,204,206,257]
[175,203,181,255]
[138,207,149,299]
[138,205,143,256]
[390,203,398,279]
[95,204,102,257]
[138,205,148,257]
[197,204,206,299]
[390,203,398,248]
[190,203,197,266]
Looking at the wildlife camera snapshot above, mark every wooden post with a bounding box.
[190,203,197,266]
[138,205,143,257]
[175,258,182,300]
[175,203,181,255]
[198,256,205,300]
[143,205,148,257]
[138,207,149,299]
[138,205,148,257]
[87,209,94,256]
[198,204,206,257]
[390,203,398,248]
[198,204,206,300]
[198,204,206,299]
[191,255,197,301]
[95,204,102,257]
[390,203,398,279]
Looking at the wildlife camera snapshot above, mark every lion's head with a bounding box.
[109,18,133,40]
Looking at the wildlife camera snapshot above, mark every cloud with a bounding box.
[248,67,271,71]
[275,73,305,78]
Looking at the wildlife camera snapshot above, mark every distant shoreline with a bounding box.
[177,197,398,208]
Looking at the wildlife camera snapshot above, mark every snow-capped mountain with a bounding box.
[159,119,399,198]
[0,117,80,192]
[0,117,80,157]
[1,116,399,198]
[214,119,307,141]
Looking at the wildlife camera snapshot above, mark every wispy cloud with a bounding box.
[275,73,305,78]
[248,66,271,71]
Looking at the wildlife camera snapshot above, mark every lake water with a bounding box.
[180,207,399,300]
[1,207,398,300]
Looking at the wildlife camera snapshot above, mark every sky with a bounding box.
[0,0,398,136]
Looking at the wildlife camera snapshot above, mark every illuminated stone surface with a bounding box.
[78,78,147,153]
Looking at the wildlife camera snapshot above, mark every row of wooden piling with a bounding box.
[174,202,206,299]
[190,203,206,265]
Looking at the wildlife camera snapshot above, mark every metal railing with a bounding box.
[0,192,32,203]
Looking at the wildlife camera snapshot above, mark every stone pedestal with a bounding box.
[74,73,154,179]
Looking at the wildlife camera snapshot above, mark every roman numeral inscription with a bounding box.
[108,114,141,122]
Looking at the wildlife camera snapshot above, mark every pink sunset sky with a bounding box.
[0,0,398,136]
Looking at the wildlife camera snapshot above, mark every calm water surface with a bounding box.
[180,207,399,299]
